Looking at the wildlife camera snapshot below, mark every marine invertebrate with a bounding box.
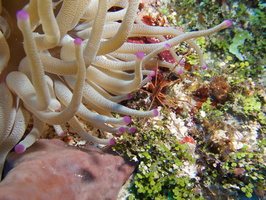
[0,0,232,179]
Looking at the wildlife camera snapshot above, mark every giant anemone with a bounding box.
[0,0,232,179]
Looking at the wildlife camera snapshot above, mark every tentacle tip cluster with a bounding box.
[74,38,83,45]
[109,138,116,146]
[123,116,131,124]
[3,0,234,156]
[15,144,25,154]
[136,51,145,60]
[224,20,233,27]
[16,10,29,21]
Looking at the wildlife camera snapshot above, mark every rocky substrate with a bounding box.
[0,139,136,200]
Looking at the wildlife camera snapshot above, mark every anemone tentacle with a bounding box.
[16,10,51,110]
[0,106,30,174]
[0,82,16,145]
[0,31,9,72]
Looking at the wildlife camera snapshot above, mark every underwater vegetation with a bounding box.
[114,0,266,199]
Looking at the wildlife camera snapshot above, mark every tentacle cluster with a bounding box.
[0,0,232,178]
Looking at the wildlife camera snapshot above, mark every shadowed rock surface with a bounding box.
[0,139,136,200]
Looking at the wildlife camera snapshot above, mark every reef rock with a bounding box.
[0,139,136,200]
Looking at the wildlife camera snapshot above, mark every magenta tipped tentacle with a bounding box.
[150,70,156,76]
[224,20,233,27]
[15,144,25,154]
[53,125,66,136]
[164,43,171,49]
[128,127,136,133]
[123,116,131,124]
[127,94,132,99]
[58,131,67,137]
[136,51,145,60]
[153,109,159,117]
[109,138,116,146]
[16,10,29,21]
[49,99,62,111]
[140,75,153,87]
[74,38,83,45]
[177,67,183,75]
[202,65,208,70]
[118,126,126,133]
[179,60,185,66]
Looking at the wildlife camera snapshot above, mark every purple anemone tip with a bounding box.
[118,127,126,133]
[109,138,116,146]
[55,106,62,111]
[202,65,208,70]
[224,20,233,27]
[177,67,183,75]
[129,127,136,133]
[123,116,131,124]
[148,75,153,80]
[153,109,159,117]
[127,93,132,99]
[58,131,67,137]
[136,51,145,60]
[15,144,25,154]
[74,38,82,45]
[179,60,185,66]
[16,10,29,21]
[164,43,171,49]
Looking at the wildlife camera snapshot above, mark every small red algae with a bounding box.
[179,136,195,144]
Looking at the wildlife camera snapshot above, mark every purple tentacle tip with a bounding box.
[16,10,29,21]
[224,20,232,27]
[164,43,171,49]
[123,116,131,125]
[58,131,67,137]
[177,67,183,75]
[74,38,82,45]
[153,109,159,117]
[118,126,126,133]
[136,51,145,60]
[179,60,185,66]
[129,127,136,133]
[15,144,25,154]
[109,138,115,146]
[148,75,153,80]
[127,93,132,99]
[202,65,208,70]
